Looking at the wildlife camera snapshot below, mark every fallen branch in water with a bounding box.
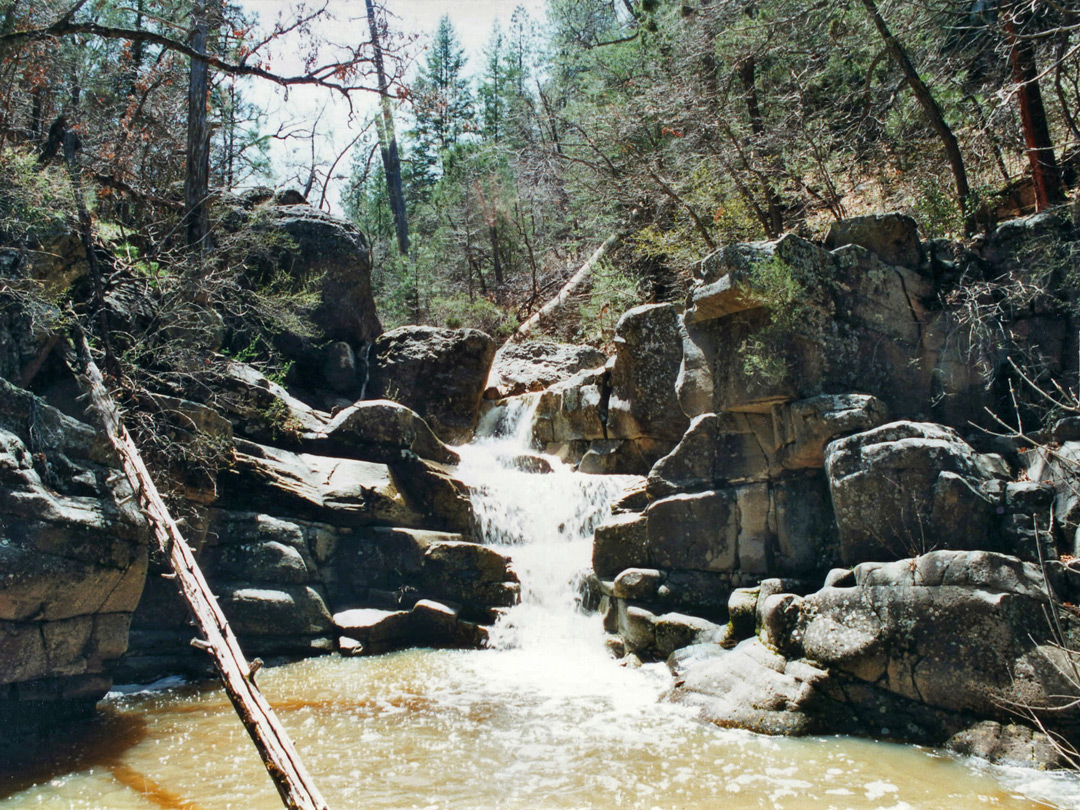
[68,329,330,810]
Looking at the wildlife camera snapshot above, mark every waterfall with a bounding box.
[455,398,636,654]
[357,342,374,400]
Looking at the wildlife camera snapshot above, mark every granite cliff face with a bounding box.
[465,208,1080,767]
[0,200,516,743]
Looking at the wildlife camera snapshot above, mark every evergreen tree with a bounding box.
[478,22,508,142]
[409,15,474,185]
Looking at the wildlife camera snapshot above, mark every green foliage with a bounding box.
[736,254,827,386]
[430,294,516,336]
[910,176,966,240]
[409,15,475,186]
[0,147,75,246]
[576,260,642,347]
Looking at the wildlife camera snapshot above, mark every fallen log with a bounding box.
[69,331,330,810]
[511,227,623,343]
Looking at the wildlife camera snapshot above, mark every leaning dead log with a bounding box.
[511,229,622,342]
[69,332,330,810]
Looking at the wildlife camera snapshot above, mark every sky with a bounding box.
[235,0,550,211]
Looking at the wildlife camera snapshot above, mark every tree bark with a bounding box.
[1007,17,1065,210]
[365,0,410,257]
[859,0,972,231]
[184,0,212,252]
[69,332,330,810]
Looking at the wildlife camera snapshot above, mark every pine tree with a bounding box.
[409,15,474,185]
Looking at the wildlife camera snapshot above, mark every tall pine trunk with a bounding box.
[184,0,212,252]
[1007,16,1064,210]
[365,0,410,257]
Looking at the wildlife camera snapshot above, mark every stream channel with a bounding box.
[3,403,1080,809]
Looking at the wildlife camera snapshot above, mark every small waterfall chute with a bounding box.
[454,397,637,654]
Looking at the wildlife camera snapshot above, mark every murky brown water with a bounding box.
[1,648,1077,810]
[5,404,1079,810]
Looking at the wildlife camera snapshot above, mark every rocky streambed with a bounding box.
[5,198,1080,804]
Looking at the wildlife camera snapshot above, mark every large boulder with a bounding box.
[0,380,148,736]
[823,212,922,270]
[230,198,382,345]
[669,550,1080,763]
[825,421,1008,564]
[678,232,957,422]
[310,399,459,465]
[220,439,427,528]
[487,341,606,397]
[207,359,329,444]
[367,326,497,444]
[608,304,689,442]
[647,394,889,499]
[781,551,1078,722]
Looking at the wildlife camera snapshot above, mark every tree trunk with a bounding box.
[737,56,783,238]
[184,0,212,252]
[365,0,410,257]
[859,0,972,231]
[69,333,331,810]
[1007,17,1065,210]
[513,221,630,342]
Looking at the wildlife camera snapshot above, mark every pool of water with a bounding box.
[1,647,1077,810]
[4,401,1078,810]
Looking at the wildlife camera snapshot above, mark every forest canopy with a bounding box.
[0,0,1078,342]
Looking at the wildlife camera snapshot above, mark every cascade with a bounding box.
[454,397,637,654]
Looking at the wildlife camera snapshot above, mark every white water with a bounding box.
[4,400,1080,808]
[456,397,638,655]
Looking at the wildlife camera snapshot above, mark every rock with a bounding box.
[727,586,759,639]
[211,359,329,443]
[388,454,475,534]
[312,399,460,465]
[0,381,148,735]
[788,550,1077,721]
[946,720,1066,769]
[578,438,673,476]
[607,304,689,442]
[670,638,832,735]
[141,394,233,505]
[647,395,888,499]
[231,201,381,344]
[222,439,426,528]
[618,604,657,653]
[487,341,606,397]
[323,341,359,396]
[1025,442,1080,555]
[202,512,320,586]
[532,368,608,446]
[332,527,457,602]
[653,612,725,658]
[645,491,738,573]
[367,326,497,444]
[824,213,922,270]
[679,233,952,422]
[334,608,412,652]
[421,541,520,614]
[593,513,649,578]
[217,584,333,638]
[825,421,1005,564]
[612,568,664,600]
